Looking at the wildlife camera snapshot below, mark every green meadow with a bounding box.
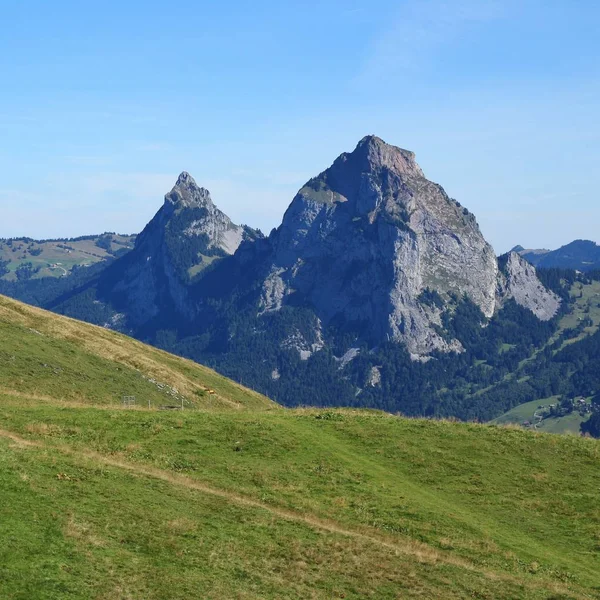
[1,294,599,599]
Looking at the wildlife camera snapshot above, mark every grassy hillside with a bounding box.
[0,234,135,281]
[0,294,274,411]
[537,278,600,356]
[492,397,592,435]
[0,295,599,599]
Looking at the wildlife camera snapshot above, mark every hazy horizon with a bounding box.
[1,0,598,253]
[0,152,598,256]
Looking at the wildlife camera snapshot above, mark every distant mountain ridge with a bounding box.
[0,233,135,282]
[515,239,600,271]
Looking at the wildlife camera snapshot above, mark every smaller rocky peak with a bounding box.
[497,251,561,321]
[165,172,214,209]
[499,251,534,275]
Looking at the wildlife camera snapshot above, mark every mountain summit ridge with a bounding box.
[341,134,425,179]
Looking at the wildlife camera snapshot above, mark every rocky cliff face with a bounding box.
[259,135,500,355]
[497,251,561,320]
[107,172,257,327]
[163,172,248,255]
[95,138,560,359]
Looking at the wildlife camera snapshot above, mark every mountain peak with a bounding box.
[166,172,213,208]
[176,171,197,187]
[348,135,424,178]
[292,136,427,212]
[356,134,386,148]
[273,136,499,355]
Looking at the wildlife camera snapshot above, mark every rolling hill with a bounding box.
[0,293,274,411]
[0,233,135,281]
[0,294,599,598]
[516,240,600,271]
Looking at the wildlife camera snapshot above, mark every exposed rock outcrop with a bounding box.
[497,252,561,320]
[166,172,247,255]
[259,135,499,355]
[367,366,382,387]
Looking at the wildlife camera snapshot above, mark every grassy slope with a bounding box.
[491,397,592,435]
[0,295,599,598]
[519,280,600,372]
[558,280,600,346]
[0,235,135,280]
[0,294,275,411]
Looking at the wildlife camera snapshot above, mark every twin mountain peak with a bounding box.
[111,135,560,358]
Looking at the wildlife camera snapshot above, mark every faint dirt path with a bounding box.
[0,427,587,598]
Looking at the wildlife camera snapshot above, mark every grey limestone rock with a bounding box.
[497,252,561,321]
[165,171,247,255]
[102,139,561,361]
[259,135,500,355]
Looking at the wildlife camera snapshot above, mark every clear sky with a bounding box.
[0,0,598,253]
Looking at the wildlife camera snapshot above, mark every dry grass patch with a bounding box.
[25,422,63,436]
[25,422,80,437]
[166,518,197,534]
[64,514,106,548]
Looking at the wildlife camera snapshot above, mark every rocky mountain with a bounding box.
[0,172,260,331]
[257,136,560,358]
[2,136,581,420]
[515,239,600,271]
[93,172,262,328]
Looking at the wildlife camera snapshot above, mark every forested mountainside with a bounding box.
[2,137,599,425]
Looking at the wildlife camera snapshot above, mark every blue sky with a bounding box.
[0,0,598,252]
